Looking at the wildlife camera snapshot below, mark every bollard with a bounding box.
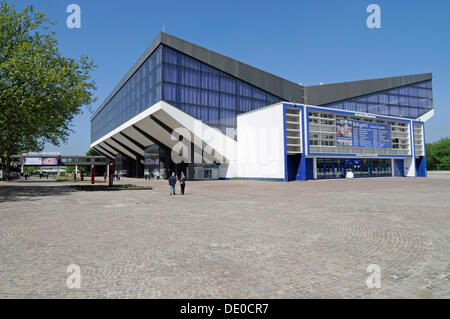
[91,166,95,184]
[108,160,114,187]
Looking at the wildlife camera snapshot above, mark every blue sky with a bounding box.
[9,0,450,154]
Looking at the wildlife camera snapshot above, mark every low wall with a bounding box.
[427,171,450,175]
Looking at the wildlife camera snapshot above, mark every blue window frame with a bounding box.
[161,45,282,135]
[91,45,163,142]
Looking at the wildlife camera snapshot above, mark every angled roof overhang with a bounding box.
[304,73,432,106]
[91,101,238,164]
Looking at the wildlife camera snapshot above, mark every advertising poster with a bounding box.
[24,157,43,165]
[42,157,59,165]
[336,118,392,149]
[336,119,353,146]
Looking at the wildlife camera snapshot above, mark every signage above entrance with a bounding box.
[336,118,392,149]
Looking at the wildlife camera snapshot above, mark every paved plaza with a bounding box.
[0,174,449,298]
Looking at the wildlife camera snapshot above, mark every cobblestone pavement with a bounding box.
[0,175,449,298]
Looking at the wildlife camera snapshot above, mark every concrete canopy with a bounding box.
[91,101,237,165]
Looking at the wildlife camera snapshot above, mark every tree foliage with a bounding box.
[86,148,101,156]
[426,137,450,170]
[0,1,96,178]
[23,165,37,173]
[65,165,88,174]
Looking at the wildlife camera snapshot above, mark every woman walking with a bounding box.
[179,172,186,195]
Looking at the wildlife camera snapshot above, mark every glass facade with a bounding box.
[91,45,163,143]
[91,44,282,143]
[317,158,392,179]
[91,40,432,145]
[162,46,282,134]
[321,80,433,119]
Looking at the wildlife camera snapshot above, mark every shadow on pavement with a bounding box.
[0,184,76,203]
[7,179,61,183]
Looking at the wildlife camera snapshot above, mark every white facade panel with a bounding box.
[236,104,285,180]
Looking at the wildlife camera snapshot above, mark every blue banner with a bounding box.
[336,118,392,149]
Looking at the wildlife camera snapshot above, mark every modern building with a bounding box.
[90,32,433,181]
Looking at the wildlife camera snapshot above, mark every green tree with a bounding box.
[425,143,437,170]
[65,165,88,174]
[426,137,450,171]
[437,156,450,170]
[0,2,96,179]
[86,148,101,156]
[23,166,37,174]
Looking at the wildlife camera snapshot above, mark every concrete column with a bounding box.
[188,142,195,180]
[136,157,140,178]
[391,158,395,177]
[313,157,317,180]
[405,121,416,177]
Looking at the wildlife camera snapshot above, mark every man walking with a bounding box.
[169,172,176,196]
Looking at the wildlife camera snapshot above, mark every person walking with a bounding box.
[169,172,176,196]
[179,172,186,195]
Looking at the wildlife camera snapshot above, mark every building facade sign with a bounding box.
[336,118,392,149]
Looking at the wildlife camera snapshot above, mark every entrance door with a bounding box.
[354,165,362,178]
[317,159,347,179]
[317,162,325,179]
[394,159,404,177]
[385,163,392,176]
[202,169,210,179]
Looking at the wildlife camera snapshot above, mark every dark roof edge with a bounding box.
[304,73,432,106]
[91,32,303,120]
[159,33,303,102]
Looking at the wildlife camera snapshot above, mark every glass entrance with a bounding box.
[317,158,392,179]
[317,159,346,179]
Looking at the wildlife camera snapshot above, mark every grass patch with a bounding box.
[54,177,106,183]
[70,184,152,191]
